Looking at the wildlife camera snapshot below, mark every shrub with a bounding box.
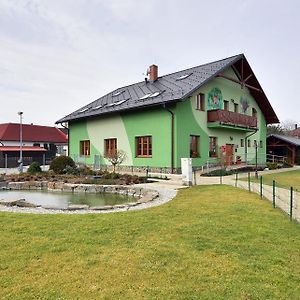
[27,161,42,174]
[64,165,79,175]
[77,164,94,176]
[266,162,279,170]
[50,156,76,174]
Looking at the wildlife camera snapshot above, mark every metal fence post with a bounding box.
[193,168,197,185]
[272,180,276,208]
[260,176,263,198]
[43,154,46,171]
[248,172,251,192]
[235,171,238,187]
[5,154,7,170]
[290,186,293,221]
[220,169,222,185]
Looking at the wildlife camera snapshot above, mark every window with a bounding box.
[247,139,251,147]
[136,136,152,157]
[190,135,199,158]
[80,140,90,156]
[252,108,257,117]
[104,138,117,156]
[196,93,205,111]
[240,139,244,147]
[260,140,263,148]
[224,100,229,111]
[33,143,40,147]
[254,139,257,147]
[234,103,239,113]
[209,137,217,157]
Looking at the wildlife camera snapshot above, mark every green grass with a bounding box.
[1,185,300,299]
[246,169,300,191]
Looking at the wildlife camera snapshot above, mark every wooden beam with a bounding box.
[244,74,253,83]
[216,74,262,92]
[241,58,244,82]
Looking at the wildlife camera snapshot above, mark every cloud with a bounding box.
[0,0,299,125]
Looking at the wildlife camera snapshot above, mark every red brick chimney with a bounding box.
[149,64,158,82]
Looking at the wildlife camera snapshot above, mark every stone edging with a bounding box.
[0,181,159,211]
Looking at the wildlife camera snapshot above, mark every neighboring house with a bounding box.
[0,123,68,167]
[289,126,300,138]
[267,134,300,165]
[56,54,279,173]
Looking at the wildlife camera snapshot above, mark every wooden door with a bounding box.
[225,144,234,165]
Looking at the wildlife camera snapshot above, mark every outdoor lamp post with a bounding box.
[18,111,23,173]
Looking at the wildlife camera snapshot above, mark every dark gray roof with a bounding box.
[56,54,244,123]
[268,134,300,146]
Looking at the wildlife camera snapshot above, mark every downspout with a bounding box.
[245,129,258,164]
[162,104,174,174]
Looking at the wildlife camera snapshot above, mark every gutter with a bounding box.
[162,104,175,173]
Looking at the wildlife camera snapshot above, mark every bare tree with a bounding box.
[104,150,127,173]
[281,119,298,132]
[267,124,285,135]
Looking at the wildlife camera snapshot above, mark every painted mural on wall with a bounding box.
[240,96,249,114]
[207,87,223,110]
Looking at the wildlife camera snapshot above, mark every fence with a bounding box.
[0,155,48,170]
[204,170,300,222]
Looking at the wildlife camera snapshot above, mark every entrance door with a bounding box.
[225,144,234,165]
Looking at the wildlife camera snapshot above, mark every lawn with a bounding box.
[247,169,300,191]
[1,185,300,299]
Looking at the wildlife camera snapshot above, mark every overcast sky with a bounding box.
[0,0,299,126]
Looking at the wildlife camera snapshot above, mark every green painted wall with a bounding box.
[69,107,172,168]
[122,107,172,168]
[68,66,268,169]
[174,67,267,166]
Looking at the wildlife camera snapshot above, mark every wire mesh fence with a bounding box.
[226,171,300,222]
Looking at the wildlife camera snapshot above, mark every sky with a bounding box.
[0,0,299,126]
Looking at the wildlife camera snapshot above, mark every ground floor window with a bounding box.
[80,140,90,156]
[209,137,217,157]
[190,135,199,158]
[136,136,152,157]
[104,138,117,156]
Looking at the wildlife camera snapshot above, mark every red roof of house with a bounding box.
[0,123,67,143]
[290,128,300,138]
[0,146,47,152]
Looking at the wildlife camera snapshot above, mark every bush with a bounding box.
[64,165,79,175]
[50,156,76,174]
[77,164,94,176]
[27,161,42,174]
[266,162,279,170]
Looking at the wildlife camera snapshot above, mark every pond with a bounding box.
[0,190,135,209]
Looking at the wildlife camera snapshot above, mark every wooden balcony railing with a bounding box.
[207,110,257,128]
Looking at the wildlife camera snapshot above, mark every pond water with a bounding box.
[0,190,135,209]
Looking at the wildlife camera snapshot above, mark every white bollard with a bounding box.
[181,158,193,186]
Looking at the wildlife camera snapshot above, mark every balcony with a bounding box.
[207,109,257,131]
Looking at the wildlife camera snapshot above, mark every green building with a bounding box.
[57,54,279,173]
